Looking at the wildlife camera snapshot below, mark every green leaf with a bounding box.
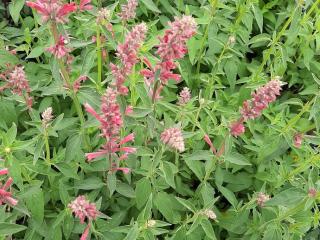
[107,173,117,196]
[161,161,178,188]
[9,0,25,24]
[176,197,196,212]
[224,152,252,166]
[75,177,105,190]
[26,46,45,59]
[0,223,27,235]
[185,158,205,181]
[124,223,140,240]
[216,184,238,208]
[252,4,263,33]
[201,219,217,240]
[0,50,19,67]
[116,182,136,198]
[265,188,305,207]
[25,187,44,224]
[135,178,152,209]
[140,0,161,13]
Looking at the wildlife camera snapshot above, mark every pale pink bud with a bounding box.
[294,133,303,148]
[178,87,191,105]
[308,188,317,198]
[80,224,91,240]
[203,209,217,220]
[230,121,245,137]
[256,192,270,207]
[161,127,185,152]
[41,107,53,127]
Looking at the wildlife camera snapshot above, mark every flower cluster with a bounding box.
[41,107,53,128]
[0,66,33,108]
[119,0,138,21]
[202,209,217,220]
[73,75,87,93]
[178,87,191,105]
[256,192,270,207]
[110,23,147,95]
[141,15,197,100]
[0,168,18,206]
[161,127,185,152]
[230,78,283,137]
[47,35,70,59]
[26,0,77,23]
[85,88,136,173]
[68,195,99,223]
[294,133,303,148]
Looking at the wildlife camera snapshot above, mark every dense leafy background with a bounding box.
[0,0,320,239]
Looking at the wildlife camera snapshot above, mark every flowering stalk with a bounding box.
[41,107,53,164]
[161,127,185,153]
[141,15,197,101]
[85,88,136,173]
[69,195,98,240]
[230,78,283,137]
[50,23,91,151]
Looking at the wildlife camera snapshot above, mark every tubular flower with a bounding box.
[161,127,185,152]
[26,0,77,23]
[110,23,147,95]
[68,196,99,224]
[141,15,197,99]
[85,88,136,172]
[47,35,70,59]
[293,133,303,148]
[0,170,18,206]
[0,66,33,108]
[230,121,245,137]
[178,87,191,105]
[73,75,87,93]
[202,209,217,220]
[119,0,138,21]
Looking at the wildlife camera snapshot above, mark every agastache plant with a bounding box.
[110,23,147,95]
[141,15,197,100]
[119,0,138,22]
[230,78,283,137]
[85,88,136,174]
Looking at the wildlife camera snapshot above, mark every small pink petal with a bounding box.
[80,224,91,240]
[119,133,135,145]
[85,151,108,161]
[115,167,130,174]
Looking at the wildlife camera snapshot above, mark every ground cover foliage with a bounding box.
[0,0,320,239]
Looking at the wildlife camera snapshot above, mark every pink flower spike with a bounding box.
[80,224,91,240]
[203,135,217,155]
[68,196,99,224]
[0,168,8,176]
[115,167,130,174]
[26,1,49,16]
[230,121,245,137]
[119,133,135,145]
[119,0,138,21]
[79,0,92,11]
[85,150,108,161]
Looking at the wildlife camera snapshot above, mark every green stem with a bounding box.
[44,131,50,164]
[50,22,91,151]
[96,25,103,90]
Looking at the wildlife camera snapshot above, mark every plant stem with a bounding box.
[96,25,103,91]
[50,22,91,151]
[44,131,50,165]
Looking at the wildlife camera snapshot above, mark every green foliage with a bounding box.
[0,0,320,239]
